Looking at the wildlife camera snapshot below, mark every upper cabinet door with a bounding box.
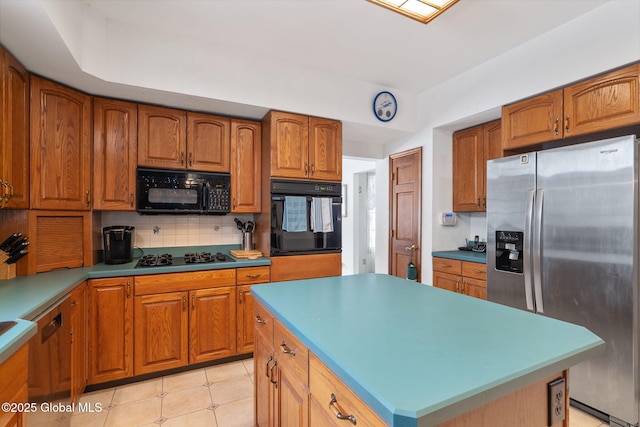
[309,117,341,181]
[187,112,230,172]
[93,98,138,210]
[138,104,187,169]
[564,63,640,137]
[452,125,484,212]
[30,76,92,210]
[0,47,30,209]
[502,90,564,151]
[231,119,261,213]
[269,111,309,179]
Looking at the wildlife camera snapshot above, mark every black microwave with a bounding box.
[136,168,230,214]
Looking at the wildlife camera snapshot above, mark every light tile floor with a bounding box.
[27,357,608,427]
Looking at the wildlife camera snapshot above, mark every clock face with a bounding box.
[373,91,397,122]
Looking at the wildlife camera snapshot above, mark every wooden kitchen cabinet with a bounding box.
[237,265,271,354]
[255,327,276,427]
[138,105,232,173]
[137,104,187,170]
[189,287,236,364]
[432,257,487,300]
[88,277,134,385]
[271,253,341,282]
[30,76,92,210]
[452,120,501,212]
[187,112,230,172]
[0,344,28,427]
[263,110,342,181]
[502,63,640,150]
[231,119,261,213]
[134,291,189,375]
[70,281,87,403]
[93,98,138,210]
[0,46,29,209]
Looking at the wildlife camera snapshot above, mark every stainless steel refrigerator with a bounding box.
[486,135,639,427]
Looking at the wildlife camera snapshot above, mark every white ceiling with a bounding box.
[0,0,609,148]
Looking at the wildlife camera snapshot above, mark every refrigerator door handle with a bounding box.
[533,189,544,313]
[523,189,536,311]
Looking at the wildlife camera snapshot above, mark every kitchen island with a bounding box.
[252,273,604,427]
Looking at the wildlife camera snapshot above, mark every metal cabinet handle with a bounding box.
[311,163,315,175]
[472,268,486,274]
[329,393,357,425]
[280,341,296,356]
[269,360,278,387]
[265,355,273,378]
[188,152,193,166]
[246,274,261,279]
[130,192,135,208]
[191,294,196,311]
[455,280,461,292]
[255,315,267,325]
[182,295,187,312]
[181,151,185,165]
[304,162,309,175]
[85,190,91,207]
[554,117,559,135]
[564,115,570,134]
[126,280,131,299]
[440,263,452,268]
[238,290,243,304]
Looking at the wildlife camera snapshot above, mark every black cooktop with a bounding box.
[135,252,235,268]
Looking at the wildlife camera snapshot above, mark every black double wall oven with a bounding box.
[270,180,342,256]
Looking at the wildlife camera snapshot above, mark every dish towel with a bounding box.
[282,196,308,232]
[311,197,334,233]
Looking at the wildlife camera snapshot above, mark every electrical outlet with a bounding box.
[548,378,566,426]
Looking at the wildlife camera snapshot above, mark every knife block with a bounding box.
[0,263,16,280]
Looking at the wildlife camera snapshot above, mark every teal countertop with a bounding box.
[432,249,486,263]
[252,274,604,427]
[0,245,269,365]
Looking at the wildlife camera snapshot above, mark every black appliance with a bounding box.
[136,168,230,214]
[270,180,342,256]
[135,251,235,268]
[103,225,135,264]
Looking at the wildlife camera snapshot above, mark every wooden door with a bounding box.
[309,117,342,181]
[564,63,640,137]
[137,104,187,169]
[255,331,275,427]
[0,47,29,209]
[231,119,261,213]
[267,111,309,179]
[452,126,485,212]
[502,89,563,151]
[389,148,422,281]
[93,98,137,210]
[134,291,189,375]
[30,76,91,210]
[236,285,254,354]
[189,287,236,364]
[70,282,87,403]
[88,277,133,385]
[187,112,230,172]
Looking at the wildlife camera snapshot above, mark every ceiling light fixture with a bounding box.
[367,0,459,24]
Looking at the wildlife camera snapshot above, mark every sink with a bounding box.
[0,321,17,336]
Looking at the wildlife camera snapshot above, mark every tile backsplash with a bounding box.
[101,212,255,249]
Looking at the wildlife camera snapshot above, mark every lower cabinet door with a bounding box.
[189,287,236,364]
[236,285,254,354]
[464,277,487,300]
[277,365,309,427]
[134,291,189,375]
[433,271,460,293]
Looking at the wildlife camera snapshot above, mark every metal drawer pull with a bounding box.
[472,268,486,274]
[265,355,273,378]
[329,393,356,425]
[269,360,278,387]
[280,341,296,356]
[246,274,262,278]
[255,315,267,325]
[440,263,452,268]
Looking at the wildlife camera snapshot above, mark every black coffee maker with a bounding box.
[103,226,135,264]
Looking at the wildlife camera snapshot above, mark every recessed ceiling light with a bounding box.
[367,0,459,24]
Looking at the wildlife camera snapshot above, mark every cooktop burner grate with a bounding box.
[134,252,235,268]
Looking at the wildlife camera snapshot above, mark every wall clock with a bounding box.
[373,91,397,122]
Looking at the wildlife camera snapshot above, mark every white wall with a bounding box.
[378,0,640,283]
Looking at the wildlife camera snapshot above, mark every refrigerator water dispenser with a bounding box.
[495,231,523,273]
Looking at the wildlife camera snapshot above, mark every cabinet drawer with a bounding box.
[462,261,487,280]
[134,269,236,295]
[309,353,386,427]
[237,266,270,285]
[432,257,462,275]
[253,300,274,344]
[275,319,309,387]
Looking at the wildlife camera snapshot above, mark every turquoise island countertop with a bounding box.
[251,273,604,427]
[0,244,269,365]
